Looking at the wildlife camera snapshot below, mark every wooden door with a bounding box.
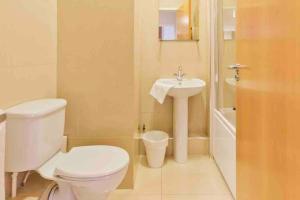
[236,0,300,199]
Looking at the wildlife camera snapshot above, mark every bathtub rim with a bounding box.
[214,109,236,136]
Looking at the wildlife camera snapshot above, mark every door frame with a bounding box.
[209,0,218,156]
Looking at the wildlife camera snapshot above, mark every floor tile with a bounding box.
[162,156,231,195]
[15,198,38,200]
[108,189,134,199]
[132,156,162,195]
[7,172,51,200]
[163,194,234,200]
[109,193,161,200]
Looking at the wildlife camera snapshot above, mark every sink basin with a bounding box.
[225,78,237,93]
[151,78,206,163]
[156,79,206,98]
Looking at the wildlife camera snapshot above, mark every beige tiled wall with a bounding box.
[58,0,138,188]
[0,0,57,108]
[137,0,211,137]
[134,0,143,182]
[0,0,57,197]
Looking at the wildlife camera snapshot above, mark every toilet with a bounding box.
[5,99,129,200]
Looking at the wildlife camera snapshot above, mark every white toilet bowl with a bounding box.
[38,145,129,200]
[54,167,128,200]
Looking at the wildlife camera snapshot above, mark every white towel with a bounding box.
[150,80,175,104]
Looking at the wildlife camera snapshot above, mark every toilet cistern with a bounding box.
[150,78,206,163]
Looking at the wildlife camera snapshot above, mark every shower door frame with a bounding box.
[209,0,218,155]
[209,0,236,198]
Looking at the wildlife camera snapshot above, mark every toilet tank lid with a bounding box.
[6,99,67,119]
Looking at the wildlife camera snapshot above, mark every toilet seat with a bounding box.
[38,145,129,181]
[37,145,129,200]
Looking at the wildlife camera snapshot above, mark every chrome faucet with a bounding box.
[228,64,247,82]
[174,66,185,81]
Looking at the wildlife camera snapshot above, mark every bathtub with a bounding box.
[221,108,236,130]
[212,108,236,198]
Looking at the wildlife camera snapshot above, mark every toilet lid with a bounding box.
[54,146,129,179]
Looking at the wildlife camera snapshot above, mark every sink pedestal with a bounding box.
[150,78,206,163]
[173,97,188,163]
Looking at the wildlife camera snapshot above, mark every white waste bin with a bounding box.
[142,131,169,168]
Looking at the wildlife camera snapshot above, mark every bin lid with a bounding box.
[142,130,169,143]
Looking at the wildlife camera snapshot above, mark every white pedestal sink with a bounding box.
[153,79,206,163]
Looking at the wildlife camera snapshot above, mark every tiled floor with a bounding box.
[7,173,51,200]
[9,155,234,200]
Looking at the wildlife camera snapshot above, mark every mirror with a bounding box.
[159,0,199,41]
